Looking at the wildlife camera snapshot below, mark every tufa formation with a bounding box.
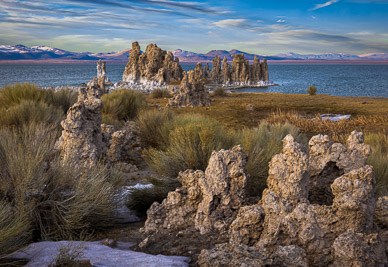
[168,63,210,108]
[139,131,388,266]
[121,42,183,91]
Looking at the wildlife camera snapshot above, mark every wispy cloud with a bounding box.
[310,0,340,10]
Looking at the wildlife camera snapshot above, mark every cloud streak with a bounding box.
[310,0,340,10]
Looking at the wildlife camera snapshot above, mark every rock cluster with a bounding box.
[209,55,269,86]
[168,65,210,108]
[56,80,141,169]
[140,131,388,266]
[121,42,183,91]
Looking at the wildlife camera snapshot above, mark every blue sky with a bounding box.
[1,0,388,55]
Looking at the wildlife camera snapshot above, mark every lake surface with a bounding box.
[0,62,387,97]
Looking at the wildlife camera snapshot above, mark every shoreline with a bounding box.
[1,59,388,65]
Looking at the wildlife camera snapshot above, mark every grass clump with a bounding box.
[234,122,307,196]
[143,113,233,177]
[365,132,388,197]
[0,123,123,255]
[307,85,317,95]
[137,109,174,149]
[101,89,146,125]
[49,243,84,267]
[0,83,77,128]
[151,89,171,99]
[0,100,64,128]
[213,87,227,97]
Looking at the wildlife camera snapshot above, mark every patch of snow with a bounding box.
[9,241,190,267]
[320,114,351,121]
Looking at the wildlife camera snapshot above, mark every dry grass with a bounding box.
[146,93,388,130]
[266,110,388,142]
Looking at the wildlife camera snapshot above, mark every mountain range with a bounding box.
[1,44,388,62]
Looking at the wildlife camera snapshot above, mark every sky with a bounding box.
[1,0,388,55]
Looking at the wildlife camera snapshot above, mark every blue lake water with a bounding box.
[0,62,387,98]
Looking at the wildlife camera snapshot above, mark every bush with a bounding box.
[0,100,64,128]
[143,114,234,177]
[365,132,388,196]
[101,89,146,124]
[213,87,227,97]
[307,85,317,95]
[137,109,174,149]
[150,89,171,99]
[0,123,123,253]
[0,201,30,258]
[234,122,307,196]
[0,83,77,114]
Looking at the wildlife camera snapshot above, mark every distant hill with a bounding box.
[1,44,387,62]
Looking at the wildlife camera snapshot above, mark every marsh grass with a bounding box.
[101,89,146,125]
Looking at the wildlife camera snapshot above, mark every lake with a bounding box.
[0,62,387,97]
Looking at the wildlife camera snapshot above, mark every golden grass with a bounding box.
[146,93,388,131]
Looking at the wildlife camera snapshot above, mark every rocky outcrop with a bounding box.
[138,131,387,266]
[140,146,248,242]
[198,133,387,267]
[308,131,371,205]
[168,69,210,108]
[210,56,222,84]
[56,79,142,169]
[55,79,105,168]
[207,54,270,86]
[121,42,183,91]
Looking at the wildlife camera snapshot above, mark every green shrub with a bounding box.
[0,100,64,128]
[143,114,234,177]
[365,132,388,196]
[0,83,77,114]
[151,89,171,99]
[101,89,146,124]
[307,85,317,96]
[213,87,227,97]
[0,123,123,250]
[234,122,307,196]
[137,109,174,149]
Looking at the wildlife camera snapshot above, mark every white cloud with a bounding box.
[277,20,285,23]
[310,0,340,11]
[213,19,247,28]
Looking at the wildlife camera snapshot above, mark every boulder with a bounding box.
[211,56,222,83]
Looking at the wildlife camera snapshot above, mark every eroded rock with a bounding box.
[122,42,183,91]
[197,133,387,267]
[55,80,105,168]
[168,70,210,108]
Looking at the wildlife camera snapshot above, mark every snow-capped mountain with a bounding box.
[274,52,359,60]
[1,44,387,62]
